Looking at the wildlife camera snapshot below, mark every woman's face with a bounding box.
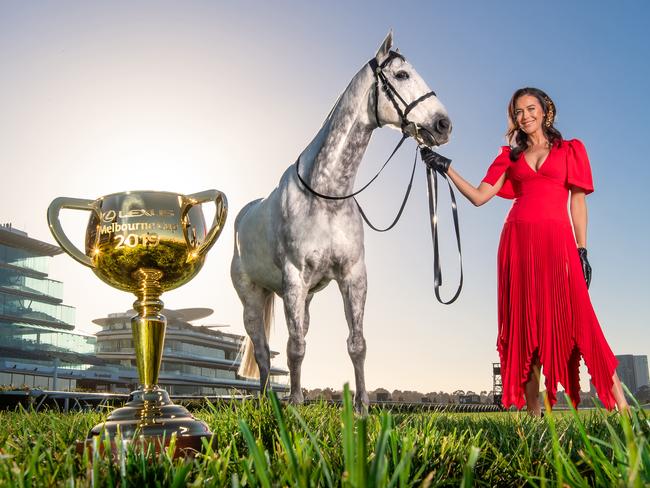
[514,94,545,135]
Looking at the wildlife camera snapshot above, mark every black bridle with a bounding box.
[295,51,436,221]
[368,50,438,145]
[295,50,463,304]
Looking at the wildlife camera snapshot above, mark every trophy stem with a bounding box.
[131,268,165,390]
[84,265,212,450]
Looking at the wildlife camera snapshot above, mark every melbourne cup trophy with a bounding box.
[47,190,227,452]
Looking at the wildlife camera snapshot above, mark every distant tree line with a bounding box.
[301,386,650,405]
[302,388,494,404]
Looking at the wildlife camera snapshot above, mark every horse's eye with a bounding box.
[395,70,410,80]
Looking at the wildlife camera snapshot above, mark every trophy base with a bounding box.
[80,387,213,457]
[76,433,213,459]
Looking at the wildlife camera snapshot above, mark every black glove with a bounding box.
[420,147,452,175]
[577,247,592,289]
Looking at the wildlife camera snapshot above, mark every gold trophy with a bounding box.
[47,190,227,453]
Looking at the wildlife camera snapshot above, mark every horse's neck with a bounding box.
[299,66,375,195]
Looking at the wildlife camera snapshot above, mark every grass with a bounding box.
[0,384,648,487]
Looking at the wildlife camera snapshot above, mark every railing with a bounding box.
[0,269,64,300]
[0,293,75,327]
[0,246,49,274]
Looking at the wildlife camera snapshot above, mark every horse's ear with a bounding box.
[375,30,393,61]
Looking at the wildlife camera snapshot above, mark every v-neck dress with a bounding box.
[482,139,618,410]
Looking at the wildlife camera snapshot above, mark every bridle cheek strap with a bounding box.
[368,52,437,141]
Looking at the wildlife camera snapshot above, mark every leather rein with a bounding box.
[295,50,463,304]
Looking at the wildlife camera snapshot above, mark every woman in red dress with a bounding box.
[422,87,629,415]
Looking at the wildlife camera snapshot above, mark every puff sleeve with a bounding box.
[482,146,515,199]
[566,139,594,194]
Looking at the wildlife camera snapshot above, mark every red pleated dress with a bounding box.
[482,139,618,410]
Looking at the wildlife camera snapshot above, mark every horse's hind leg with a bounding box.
[282,267,309,404]
[244,291,273,393]
[337,261,370,412]
[232,266,272,393]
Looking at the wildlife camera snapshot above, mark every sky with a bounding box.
[1,1,648,394]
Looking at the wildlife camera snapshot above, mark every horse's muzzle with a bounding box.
[416,118,451,147]
[430,114,452,145]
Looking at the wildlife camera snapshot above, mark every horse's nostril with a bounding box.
[436,116,451,134]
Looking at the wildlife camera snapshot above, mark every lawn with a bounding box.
[0,386,648,487]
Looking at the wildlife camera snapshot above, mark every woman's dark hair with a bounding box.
[506,87,562,161]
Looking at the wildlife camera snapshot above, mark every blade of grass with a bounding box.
[269,391,300,485]
[355,415,367,487]
[369,412,391,486]
[289,406,334,488]
[565,398,605,481]
[239,419,271,488]
[342,383,354,486]
[386,447,415,488]
[170,460,192,488]
[460,445,480,488]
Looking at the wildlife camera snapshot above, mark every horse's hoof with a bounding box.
[354,394,370,415]
[287,394,305,405]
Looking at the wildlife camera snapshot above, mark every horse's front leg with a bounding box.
[337,260,370,413]
[282,266,309,404]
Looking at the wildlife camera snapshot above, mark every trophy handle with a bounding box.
[47,197,96,269]
[186,190,228,257]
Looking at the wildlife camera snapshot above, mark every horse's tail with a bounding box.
[237,293,274,379]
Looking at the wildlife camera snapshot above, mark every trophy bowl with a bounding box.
[47,189,227,454]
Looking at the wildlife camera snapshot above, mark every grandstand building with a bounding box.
[0,223,288,395]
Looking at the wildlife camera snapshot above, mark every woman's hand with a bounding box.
[577,247,592,288]
[420,147,452,175]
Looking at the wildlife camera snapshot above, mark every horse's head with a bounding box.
[371,32,451,147]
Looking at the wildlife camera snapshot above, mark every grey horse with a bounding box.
[231,32,451,410]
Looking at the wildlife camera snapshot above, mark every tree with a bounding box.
[635,385,650,404]
[372,388,391,402]
[319,388,334,401]
[305,388,323,401]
